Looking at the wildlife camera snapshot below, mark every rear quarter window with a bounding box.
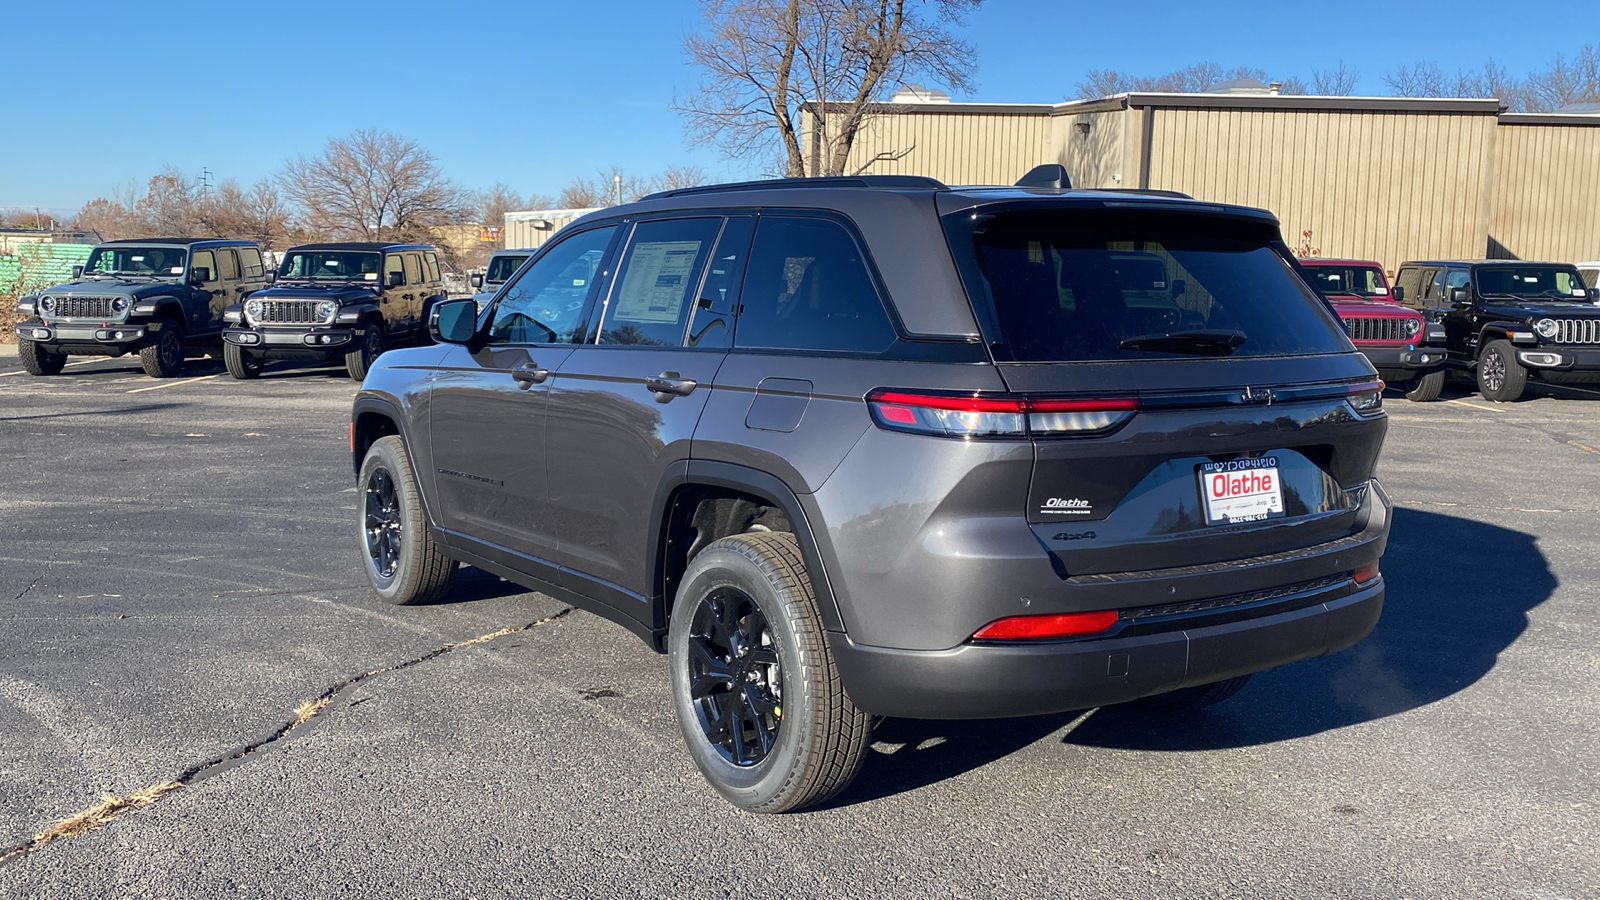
[962,211,1351,362]
[733,216,897,354]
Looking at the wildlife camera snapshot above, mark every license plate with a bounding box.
[1198,457,1284,525]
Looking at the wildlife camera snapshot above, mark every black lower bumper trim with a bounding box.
[829,579,1384,719]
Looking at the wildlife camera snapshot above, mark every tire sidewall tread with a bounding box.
[358,435,456,605]
[668,532,869,814]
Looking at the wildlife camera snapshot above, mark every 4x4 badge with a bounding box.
[1241,386,1276,405]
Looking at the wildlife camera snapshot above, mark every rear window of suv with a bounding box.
[963,211,1351,362]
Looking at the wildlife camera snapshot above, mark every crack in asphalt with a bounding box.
[0,608,573,867]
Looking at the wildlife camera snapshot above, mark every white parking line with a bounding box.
[1445,399,1510,413]
[0,358,109,377]
[126,374,221,394]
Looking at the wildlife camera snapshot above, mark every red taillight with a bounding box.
[972,610,1120,641]
[866,389,1138,439]
[1353,561,1381,584]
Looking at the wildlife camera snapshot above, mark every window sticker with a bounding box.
[613,240,702,323]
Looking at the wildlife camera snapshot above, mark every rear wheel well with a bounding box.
[660,486,793,627]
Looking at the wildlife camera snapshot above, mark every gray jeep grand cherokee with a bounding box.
[349,173,1391,813]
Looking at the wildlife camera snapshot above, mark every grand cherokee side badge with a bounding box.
[1241,386,1276,405]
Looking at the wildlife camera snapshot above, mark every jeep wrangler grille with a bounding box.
[1550,319,1600,344]
[257,300,327,325]
[51,297,116,319]
[1343,316,1418,343]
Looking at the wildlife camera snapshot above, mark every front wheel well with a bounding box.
[660,486,794,627]
[352,409,401,475]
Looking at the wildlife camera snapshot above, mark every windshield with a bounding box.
[1302,264,1389,298]
[965,211,1351,362]
[279,251,382,281]
[83,246,187,278]
[1475,266,1590,301]
[484,253,530,286]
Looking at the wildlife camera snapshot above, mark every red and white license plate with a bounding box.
[1198,458,1285,525]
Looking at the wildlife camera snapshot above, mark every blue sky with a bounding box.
[2,0,1591,217]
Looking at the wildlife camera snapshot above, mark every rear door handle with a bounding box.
[645,372,697,397]
[511,363,550,389]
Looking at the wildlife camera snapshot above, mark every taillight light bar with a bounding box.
[866,389,1139,439]
[972,609,1120,641]
[1347,380,1384,415]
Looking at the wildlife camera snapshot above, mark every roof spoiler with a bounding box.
[1015,164,1071,190]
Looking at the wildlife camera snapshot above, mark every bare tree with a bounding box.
[1076,63,1300,99]
[1310,61,1360,96]
[194,179,294,249]
[280,129,466,241]
[555,166,709,209]
[1382,61,1449,97]
[134,168,202,236]
[1527,44,1600,111]
[678,0,980,177]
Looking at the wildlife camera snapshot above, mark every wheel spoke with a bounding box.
[745,690,774,756]
[747,647,779,667]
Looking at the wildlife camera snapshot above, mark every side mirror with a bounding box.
[1450,287,1469,306]
[1391,285,1404,303]
[469,272,484,289]
[266,271,277,284]
[388,271,405,288]
[190,267,212,284]
[1171,278,1187,299]
[71,264,84,280]
[1590,287,1599,302]
[430,298,478,344]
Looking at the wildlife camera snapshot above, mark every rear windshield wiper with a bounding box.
[1119,329,1247,356]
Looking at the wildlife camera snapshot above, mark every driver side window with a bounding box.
[488,226,618,345]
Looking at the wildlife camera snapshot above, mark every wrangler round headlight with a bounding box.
[1534,318,1558,338]
[111,297,129,313]
[316,299,339,323]
[1402,318,1420,338]
[244,298,264,324]
[39,296,55,315]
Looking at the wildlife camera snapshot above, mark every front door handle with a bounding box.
[511,363,550,389]
[645,371,698,397]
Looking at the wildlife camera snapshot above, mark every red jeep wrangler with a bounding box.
[1300,258,1446,401]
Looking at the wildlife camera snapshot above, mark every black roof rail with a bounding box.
[1087,187,1194,199]
[643,174,948,201]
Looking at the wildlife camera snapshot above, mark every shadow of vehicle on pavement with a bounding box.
[826,507,1552,806]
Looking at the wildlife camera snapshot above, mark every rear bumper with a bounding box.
[830,577,1383,719]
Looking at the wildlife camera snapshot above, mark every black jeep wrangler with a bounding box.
[1393,259,1600,401]
[14,238,269,377]
[221,242,447,380]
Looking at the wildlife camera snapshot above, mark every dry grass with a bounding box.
[289,697,331,728]
[0,780,183,861]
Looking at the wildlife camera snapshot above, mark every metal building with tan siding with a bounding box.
[810,93,1600,272]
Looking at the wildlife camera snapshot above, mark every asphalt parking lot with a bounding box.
[0,346,1596,899]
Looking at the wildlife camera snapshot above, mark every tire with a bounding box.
[668,532,871,813]
[18,338,66,376]
[358,435,457,605]
[139,325,184,378]
[1476,339,1527,402]
[1130,674,1252,712]
[345,325,383,381]
[223,341,263,380]
[1402,369,1445,402]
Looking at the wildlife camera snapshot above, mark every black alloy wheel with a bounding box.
[364,467,403,581]
[140,326,184,378]
[356,436,456,605]
[346,326,383,381]
[686,587,784,767]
